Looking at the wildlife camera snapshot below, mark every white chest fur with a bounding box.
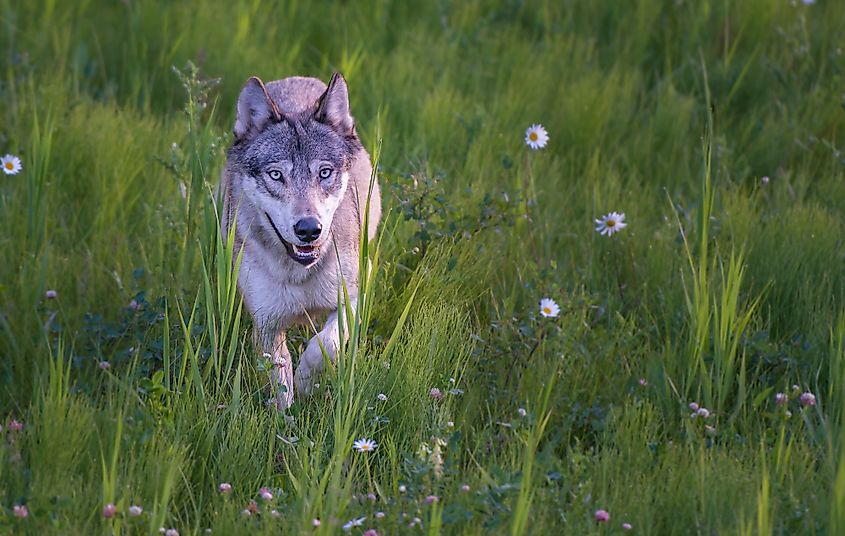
[237,239,349,330]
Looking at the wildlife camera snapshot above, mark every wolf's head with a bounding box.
[227,73,361,268]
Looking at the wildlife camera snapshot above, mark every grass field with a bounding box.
[2,0,845,533]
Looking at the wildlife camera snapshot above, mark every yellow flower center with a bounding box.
[542,307,551,315]
[529,132,538,141]
[4,162,12,170]
[361,444,371,451]
[606,219,616,227]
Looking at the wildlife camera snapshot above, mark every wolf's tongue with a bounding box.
[297,245,315,253]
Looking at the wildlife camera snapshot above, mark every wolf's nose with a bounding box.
[294,217,322,243]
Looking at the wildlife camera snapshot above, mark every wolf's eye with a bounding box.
[267,169,283,181]
[318,167,333,180]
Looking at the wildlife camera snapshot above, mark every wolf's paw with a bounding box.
[294,363,315,396]
[295,337,325,396]
[269,362,294,410]
[267,390,293,412]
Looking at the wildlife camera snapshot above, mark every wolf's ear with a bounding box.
[234,76,282,140]
[314,72,354,136]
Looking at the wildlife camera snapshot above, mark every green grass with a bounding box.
[1,0,844,533]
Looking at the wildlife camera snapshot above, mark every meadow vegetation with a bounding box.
[1,0,844,533]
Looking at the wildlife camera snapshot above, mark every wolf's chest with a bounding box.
[237,247,341,326]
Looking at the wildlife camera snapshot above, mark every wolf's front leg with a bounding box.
[269,331,295,410]
[295,299,356,396]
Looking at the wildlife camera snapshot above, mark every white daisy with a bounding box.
[524,124,549,150]
[342,517,366,532]
[1,154,22,175]
[377,393,387,401]
[595,212,627,236]
[352,438,378,453]
[539,298,560,318]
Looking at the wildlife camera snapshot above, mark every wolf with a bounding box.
[219,72,380,409]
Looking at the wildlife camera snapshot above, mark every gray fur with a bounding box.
[219,73,381,408]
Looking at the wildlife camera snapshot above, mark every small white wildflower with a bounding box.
[539,298,560,318]
[342,517,366,532]
[1,154,22,175]
[595,212,627,236]
[524,124,549,149]
[377,393,387,401]
[352,438,378,453]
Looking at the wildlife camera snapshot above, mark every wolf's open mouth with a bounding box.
[265,212,322,267]
[288,243,321,264]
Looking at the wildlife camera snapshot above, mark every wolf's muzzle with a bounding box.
[265,212,322,267]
